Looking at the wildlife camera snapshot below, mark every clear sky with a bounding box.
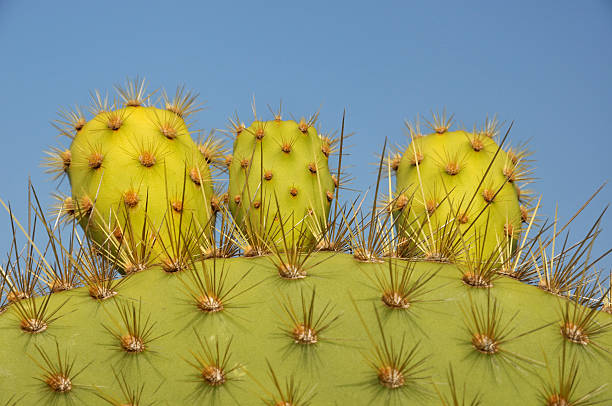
[0,0,610,270]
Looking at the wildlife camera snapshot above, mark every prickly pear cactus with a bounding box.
[43,80,215,271]
[228,114,335,253]
[393,113,529,266]
[0,103,609,405]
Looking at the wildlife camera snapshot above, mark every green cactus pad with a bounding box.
[64,100,213,269]
[228,118,335,251]
[0,253,610,405]
[395,118,525,263]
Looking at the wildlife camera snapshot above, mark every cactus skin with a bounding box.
[66,104,213,264]
[228,119,335,248]
[395,122,523,261]
[0,254,610,405]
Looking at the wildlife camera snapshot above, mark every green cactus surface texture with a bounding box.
[0,254,610,405]
[228,115,336,254]
[0,82,610,406]
[394,113,528,268]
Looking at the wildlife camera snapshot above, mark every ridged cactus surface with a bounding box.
[1,253,610,405]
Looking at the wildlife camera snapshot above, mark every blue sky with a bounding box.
[0,0,610,270]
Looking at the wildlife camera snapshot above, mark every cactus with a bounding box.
[393,112,531,268]
[0,105,610,405]
[227,109,336,255]
[43,79,218,272]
